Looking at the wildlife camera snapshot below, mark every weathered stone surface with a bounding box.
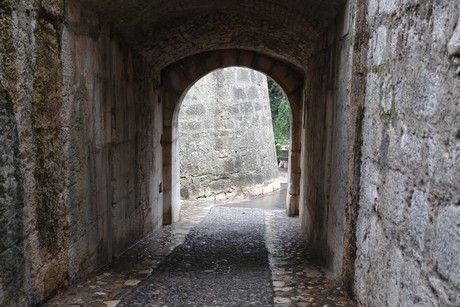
[0,0,163,303]
[0,0,458,305]
[33,4,69,298]
[0,84,26,306]
[432,206,460,289]
[299,2,354,281]
[353,0,460,306]
[0,3,27,306]
[79,0,345,70]
[1,0,70,303]
[178,67,279,200]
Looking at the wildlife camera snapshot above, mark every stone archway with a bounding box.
[160,49,304,224]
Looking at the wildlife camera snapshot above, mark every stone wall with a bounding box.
[300,0,460,305]
[0,0,163,304]
[0,71,26,305]
[63,0,163,277]
[354,0,459,305]
[0,1,70,302]
[299,0,355,284]
[0,0,459,305]
[178,67,280,200]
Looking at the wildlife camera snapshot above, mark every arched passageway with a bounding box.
[1,0,458,305]
[160,50,304,224]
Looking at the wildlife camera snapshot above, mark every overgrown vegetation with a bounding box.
[267,79,290,156]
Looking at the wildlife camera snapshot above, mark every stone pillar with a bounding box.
[162,92,174,225]
[286,97,302,216]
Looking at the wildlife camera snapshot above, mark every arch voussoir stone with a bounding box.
[237,50,256,67]
[165,69,190,96]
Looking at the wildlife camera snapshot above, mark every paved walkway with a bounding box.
[46,186,354,307]
[119,207,272,306]
[265,211,353,306]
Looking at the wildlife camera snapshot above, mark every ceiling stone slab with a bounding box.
[79,0,346,69]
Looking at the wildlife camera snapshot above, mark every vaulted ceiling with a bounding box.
[81,0,345,69]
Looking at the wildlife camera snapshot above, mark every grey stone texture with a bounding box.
[353,1,460,306]
[79,0,345,72]
[0,1,162,304]
[0,0,459,305]
[119,207,273,306]
[0,84,26,304]
[178,67,279,200]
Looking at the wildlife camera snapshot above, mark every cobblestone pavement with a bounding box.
[45,202,214,307]
[119,207,272,306]
[265,211,354,307]
[46,187,355,306]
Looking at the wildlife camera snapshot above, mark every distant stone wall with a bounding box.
[178,68,280,200]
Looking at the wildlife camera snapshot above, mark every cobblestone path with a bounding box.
[46,191,355,306]
[119,207,272,306]
[266,211,353,306]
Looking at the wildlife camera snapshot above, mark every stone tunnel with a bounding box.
[0,0,459,305]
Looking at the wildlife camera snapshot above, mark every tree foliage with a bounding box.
[267,79,290,155]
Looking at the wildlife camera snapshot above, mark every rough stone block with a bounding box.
[237,50,255,67]
[408,189,429,251]
[378,0,398,14]
[370,26,387,66]
[166,69,189,94]
[221,50,238,67]
[432,205,460,288]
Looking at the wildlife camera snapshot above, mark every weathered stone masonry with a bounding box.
[1,1,162,304]
[62,0,164,293]
[0,0,458,305]
[0,78,26,304]
[179,67,279,201]
[354,1,459,305]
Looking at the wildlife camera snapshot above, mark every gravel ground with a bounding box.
[118,207,273,306]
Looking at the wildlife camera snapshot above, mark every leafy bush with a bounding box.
[267,79,291,156]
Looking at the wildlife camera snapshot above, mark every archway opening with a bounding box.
[161,49,304,225]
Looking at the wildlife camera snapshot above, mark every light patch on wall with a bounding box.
[337,0,350,38]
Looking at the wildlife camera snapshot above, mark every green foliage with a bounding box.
[267,79,290,156]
